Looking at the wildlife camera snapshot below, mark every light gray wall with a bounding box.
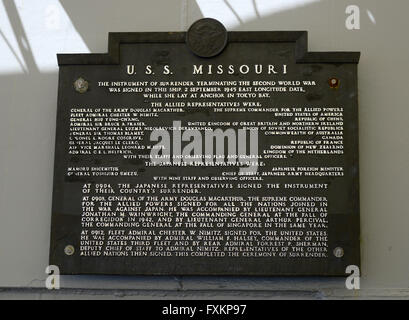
[0,0,408,299]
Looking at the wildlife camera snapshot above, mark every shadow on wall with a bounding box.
[1,0,385,76]
[1,0,39,73]
[58,0,187,53]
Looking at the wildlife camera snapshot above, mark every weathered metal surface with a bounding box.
[50,19,360,276]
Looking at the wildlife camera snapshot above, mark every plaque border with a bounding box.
[51,27,361,276]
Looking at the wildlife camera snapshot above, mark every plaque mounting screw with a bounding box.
[333,247,344,258]
[64,245,75,256]
[329,77,340,89]
[74,77,89,93]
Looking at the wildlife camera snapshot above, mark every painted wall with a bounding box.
[1,0,408,298]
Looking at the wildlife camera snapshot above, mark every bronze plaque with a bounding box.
[50,19,360,275]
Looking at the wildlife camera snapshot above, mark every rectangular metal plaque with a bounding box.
[50,19,360,275]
